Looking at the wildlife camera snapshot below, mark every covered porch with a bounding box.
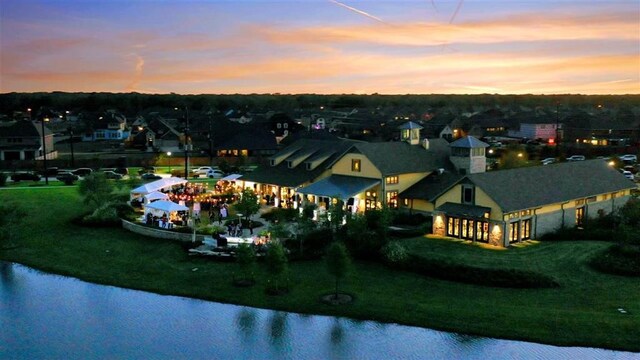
[295,175,380,214]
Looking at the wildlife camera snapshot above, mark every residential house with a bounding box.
[189,117,278,158]
[0,120,56,161]
[82,110,130,142]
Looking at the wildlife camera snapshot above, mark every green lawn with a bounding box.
[1,187,639,351]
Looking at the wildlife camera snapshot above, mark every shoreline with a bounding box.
[1,187,639,352]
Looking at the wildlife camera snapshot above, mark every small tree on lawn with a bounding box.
[234,188,260,227]
[328,197,346,234]
[265,241,288,293]
[78,172,114,208]
[235,242,256,285]
[0,203,26,250]
[325,241,351,300]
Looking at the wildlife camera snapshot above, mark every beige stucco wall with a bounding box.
[405,199,435,213]
[385,172,429,194]
[434,184,503,220]
[332,153,381,178]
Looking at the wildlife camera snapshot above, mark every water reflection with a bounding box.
[0,262,14,285]
[268,311,289,345]
[1,262,637,360]
[235,308,257,339]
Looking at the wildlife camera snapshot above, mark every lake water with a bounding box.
[1,262,636,359]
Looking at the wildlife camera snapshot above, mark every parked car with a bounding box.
[540,158,556,165]
[138,167,156,175]
[566,155,586,161]
[56,172,79,184]
[114,167,129,176]
[621,170,634,181]
[191,166,217,175]
[72,168,93,177]
[38,167,59,177]
[141,173,162,180]
[619,154,637,163]
[206,169,225,178]
[102,170,123,180]
[11,172,41,182]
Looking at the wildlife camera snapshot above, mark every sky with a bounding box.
[1,0,638,95]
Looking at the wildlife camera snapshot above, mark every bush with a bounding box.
[392,212,430,226]
[0,173,7,187]
[539,226,628,242]
[389,227,428,239]
[389,254,559,288]
[74,202,135,227]
[590,244,640,277]
[300,228,334,257]
[381,241,409,264]
[260,208,298,223]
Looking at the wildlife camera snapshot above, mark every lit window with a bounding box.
[386,191,398,208]
[386,176,399,184]
[351,159,361,172]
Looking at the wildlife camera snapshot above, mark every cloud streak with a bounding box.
[328,0,389,25]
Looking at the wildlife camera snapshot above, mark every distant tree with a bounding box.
[0,203,26,250]
[265,242,288,293]
[325,241,352,300]
[235,243,256,285]
[327,198,346,235]
[499,145,529,169]
[234,189,260,225]
[78,172,114,208]
[620,197,640,229]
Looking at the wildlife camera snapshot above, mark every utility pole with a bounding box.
[208,115,213,164]
[68,127,75,168]
[183,106,190,180]
[40,112,49,185]
[555,101,560,157]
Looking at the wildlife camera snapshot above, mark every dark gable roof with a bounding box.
[400,172,463,201]
[352,138,450,175]
[243,138,357,187]
[467,160,636,213]
[0,120,51,138]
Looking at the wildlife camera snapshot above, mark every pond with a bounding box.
[1,262,636,359]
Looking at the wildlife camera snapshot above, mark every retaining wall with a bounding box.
[122,219,206,243]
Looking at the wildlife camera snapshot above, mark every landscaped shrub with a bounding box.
[539,226,629,242]
[590,243,640,277]
[389,226,428,239]
[389,254,559,288]
[260,207,298,223]
[74,202,135,227]
[299,228,334,257]
[392,212,429,226]
[381,241,409,264]
[81,205,120,227]
[0,173,7,187]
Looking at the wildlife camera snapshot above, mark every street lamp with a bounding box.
[167,151,172,174]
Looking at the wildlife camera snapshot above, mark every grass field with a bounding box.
[1,187,639,351]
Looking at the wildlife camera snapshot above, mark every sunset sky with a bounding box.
[1,0,638,95]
